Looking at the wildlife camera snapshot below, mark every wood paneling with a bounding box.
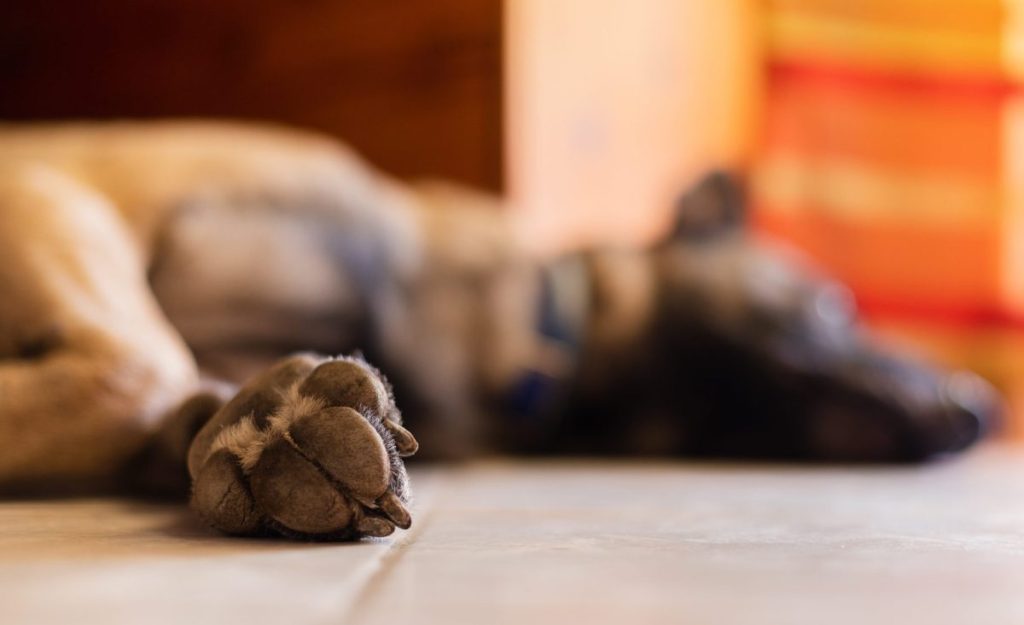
[0,0,503,188]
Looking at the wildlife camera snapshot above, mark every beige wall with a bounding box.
[506,0,761,252]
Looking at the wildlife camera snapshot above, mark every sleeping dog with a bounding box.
[0,121,1000,539]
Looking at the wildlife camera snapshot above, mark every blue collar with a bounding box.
[503,257,590,430]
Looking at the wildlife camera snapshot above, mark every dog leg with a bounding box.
[0,165,199,488]
[125,382,237,495]
[0,167,419,537]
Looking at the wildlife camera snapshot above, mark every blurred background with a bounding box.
[3,0,1024,437]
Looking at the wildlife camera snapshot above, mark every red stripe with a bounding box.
[768,60,1021,100]
[858,297,1024,329]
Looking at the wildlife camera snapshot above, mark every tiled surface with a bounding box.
[5,451,1024,624]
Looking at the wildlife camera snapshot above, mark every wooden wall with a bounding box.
[0,0,503,189]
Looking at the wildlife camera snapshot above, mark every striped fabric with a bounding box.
[754,0,1024,324]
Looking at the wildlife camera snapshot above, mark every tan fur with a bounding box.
[208,416,266,473]
[1,121,977,486]
[206,381,329,473]
[0,120,582,485]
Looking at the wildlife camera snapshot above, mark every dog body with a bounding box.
[0,121,535,481]
[0,121,999,536]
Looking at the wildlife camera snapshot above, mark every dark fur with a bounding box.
[0,124,1000,532]
[480,174,998,462]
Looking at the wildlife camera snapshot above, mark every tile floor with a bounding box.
[5,447,1024,624]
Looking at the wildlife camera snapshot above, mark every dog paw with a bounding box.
[186,354,418,540]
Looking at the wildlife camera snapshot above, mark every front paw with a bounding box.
[187,354,418,540]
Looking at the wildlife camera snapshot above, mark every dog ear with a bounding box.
[669,170,745,242]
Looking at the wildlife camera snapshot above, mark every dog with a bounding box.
[0,121,1000,539]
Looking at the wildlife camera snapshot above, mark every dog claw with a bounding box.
[356,515,396,537]
[378,491,412,529]
[384,420,419,457]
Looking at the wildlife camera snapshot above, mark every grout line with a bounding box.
[333,467,458,625]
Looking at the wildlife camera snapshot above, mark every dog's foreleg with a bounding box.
[0,165,199,489]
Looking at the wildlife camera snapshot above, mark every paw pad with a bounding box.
[187,354,417,540]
